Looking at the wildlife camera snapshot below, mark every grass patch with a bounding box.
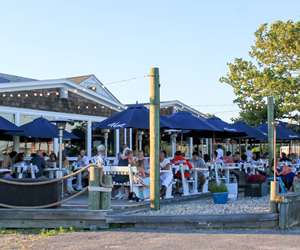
[0,227,76,237]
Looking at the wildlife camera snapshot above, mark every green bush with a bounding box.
[209,182,228,193]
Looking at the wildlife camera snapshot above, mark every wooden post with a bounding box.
[267,96,275,170]
[149,67,160,210]
[100,174,112,210]
[268,96,277,212]
[88,165,100,210]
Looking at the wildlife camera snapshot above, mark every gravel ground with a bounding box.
[138,196,270,215]
[2,229,300,250]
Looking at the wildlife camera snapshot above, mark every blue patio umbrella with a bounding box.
[257,122,300,141]
[232,121,267,142]
[93,105,173,130]
[20,117,78,140]
[0,116,22,134]
[166,112,220,132]
[206,116,246,138]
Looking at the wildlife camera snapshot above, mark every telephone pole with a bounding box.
[149,67,160,210]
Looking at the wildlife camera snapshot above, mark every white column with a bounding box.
[171,133,177,157]
[138,130,143,151]
[201,138,204,157]
[53,138,59,155]
[124,128,127,145]
[86,120,92,159]
[104,131,109,157]
[189,137,193,159]
[129,128,133,149]
[13,112,20,152]
[115,129,120,157]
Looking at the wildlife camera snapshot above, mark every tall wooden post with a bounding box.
[149,67,160,210]
[268,96,277,212]
[267,96,275,169]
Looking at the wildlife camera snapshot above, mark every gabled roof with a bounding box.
[66,75,93,84]
[65,74,122,105]
[135,100,207,118]
[0,73,125,111]
[0,73,36,83]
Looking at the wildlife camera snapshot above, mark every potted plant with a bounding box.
[209,182,228,204]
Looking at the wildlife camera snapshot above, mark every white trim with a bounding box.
[0,105,106,122]
[0,79,125,111]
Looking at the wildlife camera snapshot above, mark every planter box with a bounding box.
[244,181,268,197]
[212,192,228,204]
[0,178,63,207]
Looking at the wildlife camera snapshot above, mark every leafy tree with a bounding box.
[220,20,300,126]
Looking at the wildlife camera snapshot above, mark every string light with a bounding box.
[34,93,37,96]
[39,93,43,97]
[9,94,13,97]
[2,94,6,97]
[17,94,21,97]
[25,94,29,97]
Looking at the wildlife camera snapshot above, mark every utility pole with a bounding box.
[267,96,275,170]
[149,67,160,210]
[268,96,277,212]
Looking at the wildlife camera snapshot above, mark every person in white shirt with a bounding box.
[73,149,90,191]
[91,145,107,166]
[159,150,173,198]
[246,146,253,162]
[216,145,224,160]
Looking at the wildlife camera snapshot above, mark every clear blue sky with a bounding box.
[1,0,299,121]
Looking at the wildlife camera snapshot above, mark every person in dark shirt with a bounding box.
[280,152,291,162]
[31,150,46,177]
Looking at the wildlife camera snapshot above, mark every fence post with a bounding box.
[88,165,101,210]
[100,174,112,210]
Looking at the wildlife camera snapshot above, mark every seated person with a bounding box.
[190,152,206,192]
[233,152,241,163]
[240,154,248,163]
[203,154,210,163]
[278,164,295,191]
[136,151,147,178]
[171,151,193,180]
[223,151,234,163]
[30,150,46,177]
[12,153,27,178]
[91,145,108,166]
[280,152,291,162]
[159,150,173,198]
[47,152,58,168]
[212,151,223,164]
[293,172,300,193]
[246,146,253,162]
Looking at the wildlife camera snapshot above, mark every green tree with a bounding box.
[220,20,300,126]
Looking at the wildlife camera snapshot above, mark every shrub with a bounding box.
[209,182,228,193]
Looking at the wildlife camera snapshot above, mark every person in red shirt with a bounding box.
[171,151,193,179]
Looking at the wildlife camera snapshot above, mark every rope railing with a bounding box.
[0,163,113,209]
[0,164,91,186]
[0,187,88,209]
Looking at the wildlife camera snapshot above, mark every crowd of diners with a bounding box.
[1,143,300,200]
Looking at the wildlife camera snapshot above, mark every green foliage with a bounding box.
[220,20,300,126]
[40,227,75,237]
[0,227,75,237]
[209,182,228,193]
